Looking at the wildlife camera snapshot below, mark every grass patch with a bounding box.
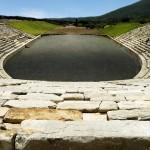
[8,20,60,35]
[100,22,142,37]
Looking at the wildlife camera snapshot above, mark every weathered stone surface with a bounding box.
[108,109,150,121]
[100,95,125,102]
[0,130,15,150]
[4,123,21,131]
[4,100,56,109]
[4,108,82,123]
[125,94,150,101]
[83,113,107,121]
[29,87,65,95]
[118,101,150,110]
[99,101,118,112]
[84,91,103,100]
[61,93,84,100]
[0,92,18,100]
[0,107,9,117]
[16,120,150,150]
[57,101,100,112]
[19,93,63,103]
[0,99,7,106]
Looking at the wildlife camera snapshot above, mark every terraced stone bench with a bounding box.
[0,79,150,149]
[115,23,150,79]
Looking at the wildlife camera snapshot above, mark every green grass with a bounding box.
[100,22,142,37]
[8,20,60,35]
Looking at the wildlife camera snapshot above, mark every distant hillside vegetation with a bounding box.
[8,20,60,35]
[79,0,150,24]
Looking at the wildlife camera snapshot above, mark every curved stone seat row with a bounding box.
[0,24,35,79]
[115,23,150,79]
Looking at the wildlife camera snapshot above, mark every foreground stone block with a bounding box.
[0,130,15,150]
[57,101,100,112]
[4,108,82,123]
[19,93,63,103]
[0,107,9,117]
[61,93,84,100]
[107,109,150,120]
[99,101,118,112]
[15,120,150,150]
[4,100,56,109]
[118,101,150,110]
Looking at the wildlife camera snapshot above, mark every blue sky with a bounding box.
[0,0,139,18]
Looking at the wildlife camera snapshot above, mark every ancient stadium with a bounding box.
[0,0,150,150]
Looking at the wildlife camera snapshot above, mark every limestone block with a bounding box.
[84,91,105,100]
[29,87,65,95]
[4,108,82,123]
[108,109,150,121]
[4,100,56,109]
[118,101,150,110]
[100,95,126,102]
[125,94,150,101]
[99,101,118,112]
[18,93,63,103]
[0,107,9,117]
[61,93,84,100]
[57,101,100,112]
[0,130,15,150]
[83,113,107,121]
[16,120,150,150]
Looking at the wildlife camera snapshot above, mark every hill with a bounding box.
[78,0,150,24]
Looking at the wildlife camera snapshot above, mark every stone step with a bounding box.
[15,120,150,150]
[0,43,16,52]
[0,40,14,47]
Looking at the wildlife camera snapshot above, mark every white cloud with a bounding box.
[20,9,48,18]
